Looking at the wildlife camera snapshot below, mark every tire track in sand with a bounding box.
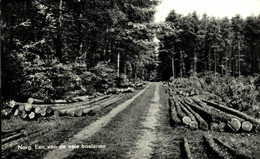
[43,83,151,159]
[127,83,161,159]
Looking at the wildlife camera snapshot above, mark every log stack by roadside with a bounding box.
[167,86,260,133]
[4,99,55,120]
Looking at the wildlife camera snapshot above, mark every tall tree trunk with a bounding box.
[231,45,235,77]
[37,8,50,40]
[117,52,120,77]
[171,55,175,79]
[214,47,217,77]
[56,0,63,62]
[208,48,211,72]
[180,51,183,78]
[194,51,197,75]
[252,43,256,76]
[238,40,241,76]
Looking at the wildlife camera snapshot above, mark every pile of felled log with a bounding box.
[6,99,55,120]
[4,94,121,120]
[105,87,135,94]
[168,89,260,133]
[53,95,123,117]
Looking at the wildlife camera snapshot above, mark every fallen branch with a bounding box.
[183,137,193,159]
[2,127,23,135]
[1,132,24,144]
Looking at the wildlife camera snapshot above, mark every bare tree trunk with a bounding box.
[208,48,211,72]
[194,52,197,76]
[117,52,120,77]
[238,40,241,76]
[171,55,175,79]
[56,0,63,62]
[214,47,217,77]
[180,51,183,78]
[37,7,50,40]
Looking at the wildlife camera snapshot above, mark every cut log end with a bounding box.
[9,100,16,108]
[40,109,47,117]
[219,122,226,132]
[189,121,198,130]
[24,103,33,112]
[75,109,83,117]
[228,118,241,132]
[182,116,191,125]
[66,110,75,117]
[241,121,253,132]
[210,123,220,132]
[34,106,42,114]
[29,112,36,119]
[27,98,34,104]
[54,110,61,116]
[13,109,19,116]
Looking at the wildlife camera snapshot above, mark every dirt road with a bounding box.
[2,82,260,159]
[45,82,171,159]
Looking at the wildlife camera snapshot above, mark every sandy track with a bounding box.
[43,83,151,159]
[127,83,161,159]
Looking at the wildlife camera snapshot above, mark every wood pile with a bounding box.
[106,87,135,94]
[53,95,123,117]
[3,94,121,120]
[6,100,55,120]
[168,87,260,133]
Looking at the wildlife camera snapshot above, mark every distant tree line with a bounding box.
[157,10,260,81]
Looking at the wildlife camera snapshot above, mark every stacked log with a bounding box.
[241,121,253,132]
[2,109,12,119]
[173,97,191,126]
[52,95,123,117]
[179,100,198,129]
[167,90,258,133]
[227,118,241,132]
[182,98,208,130]
[5,99,55,120]
[210,123,220,131]
[218,122,226,132]
[167,80,259,134]
[168,98,181,125]
[202,100,260,133]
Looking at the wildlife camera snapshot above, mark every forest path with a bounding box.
[127,83,161,159]
[62,82,176,159]
[43,83,151,159]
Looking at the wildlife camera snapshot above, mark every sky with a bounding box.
[154,0,260,22]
